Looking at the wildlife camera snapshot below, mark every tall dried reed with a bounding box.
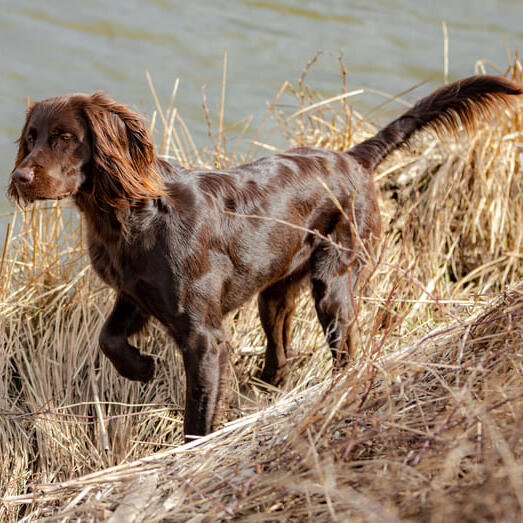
[1,55,521,521]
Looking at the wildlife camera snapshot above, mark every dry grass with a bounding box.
[0,55,522,521]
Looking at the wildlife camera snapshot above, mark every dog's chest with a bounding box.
[86,234,182,319]
[87,236,126,289]
[86,233,153,291]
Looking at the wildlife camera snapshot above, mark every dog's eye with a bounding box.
[26,135,34,146]
[51,130,74,142]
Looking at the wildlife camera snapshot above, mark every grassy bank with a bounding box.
[1,56,522,521]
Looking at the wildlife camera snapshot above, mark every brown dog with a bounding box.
[9,76,521,439]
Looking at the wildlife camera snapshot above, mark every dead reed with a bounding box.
[0,55,521,521]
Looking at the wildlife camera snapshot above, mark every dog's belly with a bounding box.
[218,241,311,316]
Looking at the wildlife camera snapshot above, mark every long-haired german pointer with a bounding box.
[9,75,521,439]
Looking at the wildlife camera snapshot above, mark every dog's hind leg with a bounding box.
[258,275,303,386]
[311,242,360,367]
[99,295,154,382]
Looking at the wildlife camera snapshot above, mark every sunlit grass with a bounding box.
[1,54,521,521]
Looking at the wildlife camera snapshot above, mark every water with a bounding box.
[2,0,522,219]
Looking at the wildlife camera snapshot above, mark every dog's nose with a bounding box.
[12,166,35,184]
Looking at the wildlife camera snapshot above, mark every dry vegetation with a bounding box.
[1,55,522,521]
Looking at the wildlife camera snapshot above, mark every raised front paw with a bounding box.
[126,353,154,383]
[115,350,155,383]
[133,353,155,383]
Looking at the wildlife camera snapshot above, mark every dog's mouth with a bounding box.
[47,192,72,200]
[32,192,73,202]
[8,182,73,203]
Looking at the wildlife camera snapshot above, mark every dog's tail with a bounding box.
[348,75,522,171]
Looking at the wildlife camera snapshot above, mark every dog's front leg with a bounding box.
[99,295,154,382]
[180,328,229,441]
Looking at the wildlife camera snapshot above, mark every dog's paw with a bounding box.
[260,364,288,387]
[116,351,155,383]
[135,354,155,383]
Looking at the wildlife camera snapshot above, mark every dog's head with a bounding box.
[9,92,164,207]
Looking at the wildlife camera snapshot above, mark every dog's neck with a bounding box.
[74,190,125,243]
[73,158,179,243]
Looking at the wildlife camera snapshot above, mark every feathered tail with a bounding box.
[348,75,522,170]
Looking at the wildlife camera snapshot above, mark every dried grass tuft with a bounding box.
[1,55,522,521]
[3,285,521,522]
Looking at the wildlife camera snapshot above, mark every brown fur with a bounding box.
[8,75,521,440]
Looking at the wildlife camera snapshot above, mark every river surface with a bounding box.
[2,0,522,217]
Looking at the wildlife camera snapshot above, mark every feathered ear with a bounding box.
[82,91,165,208]
[8,103,36,202]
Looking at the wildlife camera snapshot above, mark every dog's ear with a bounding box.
[82,91,165,208]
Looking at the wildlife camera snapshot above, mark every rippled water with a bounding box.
[2,0,522,216]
